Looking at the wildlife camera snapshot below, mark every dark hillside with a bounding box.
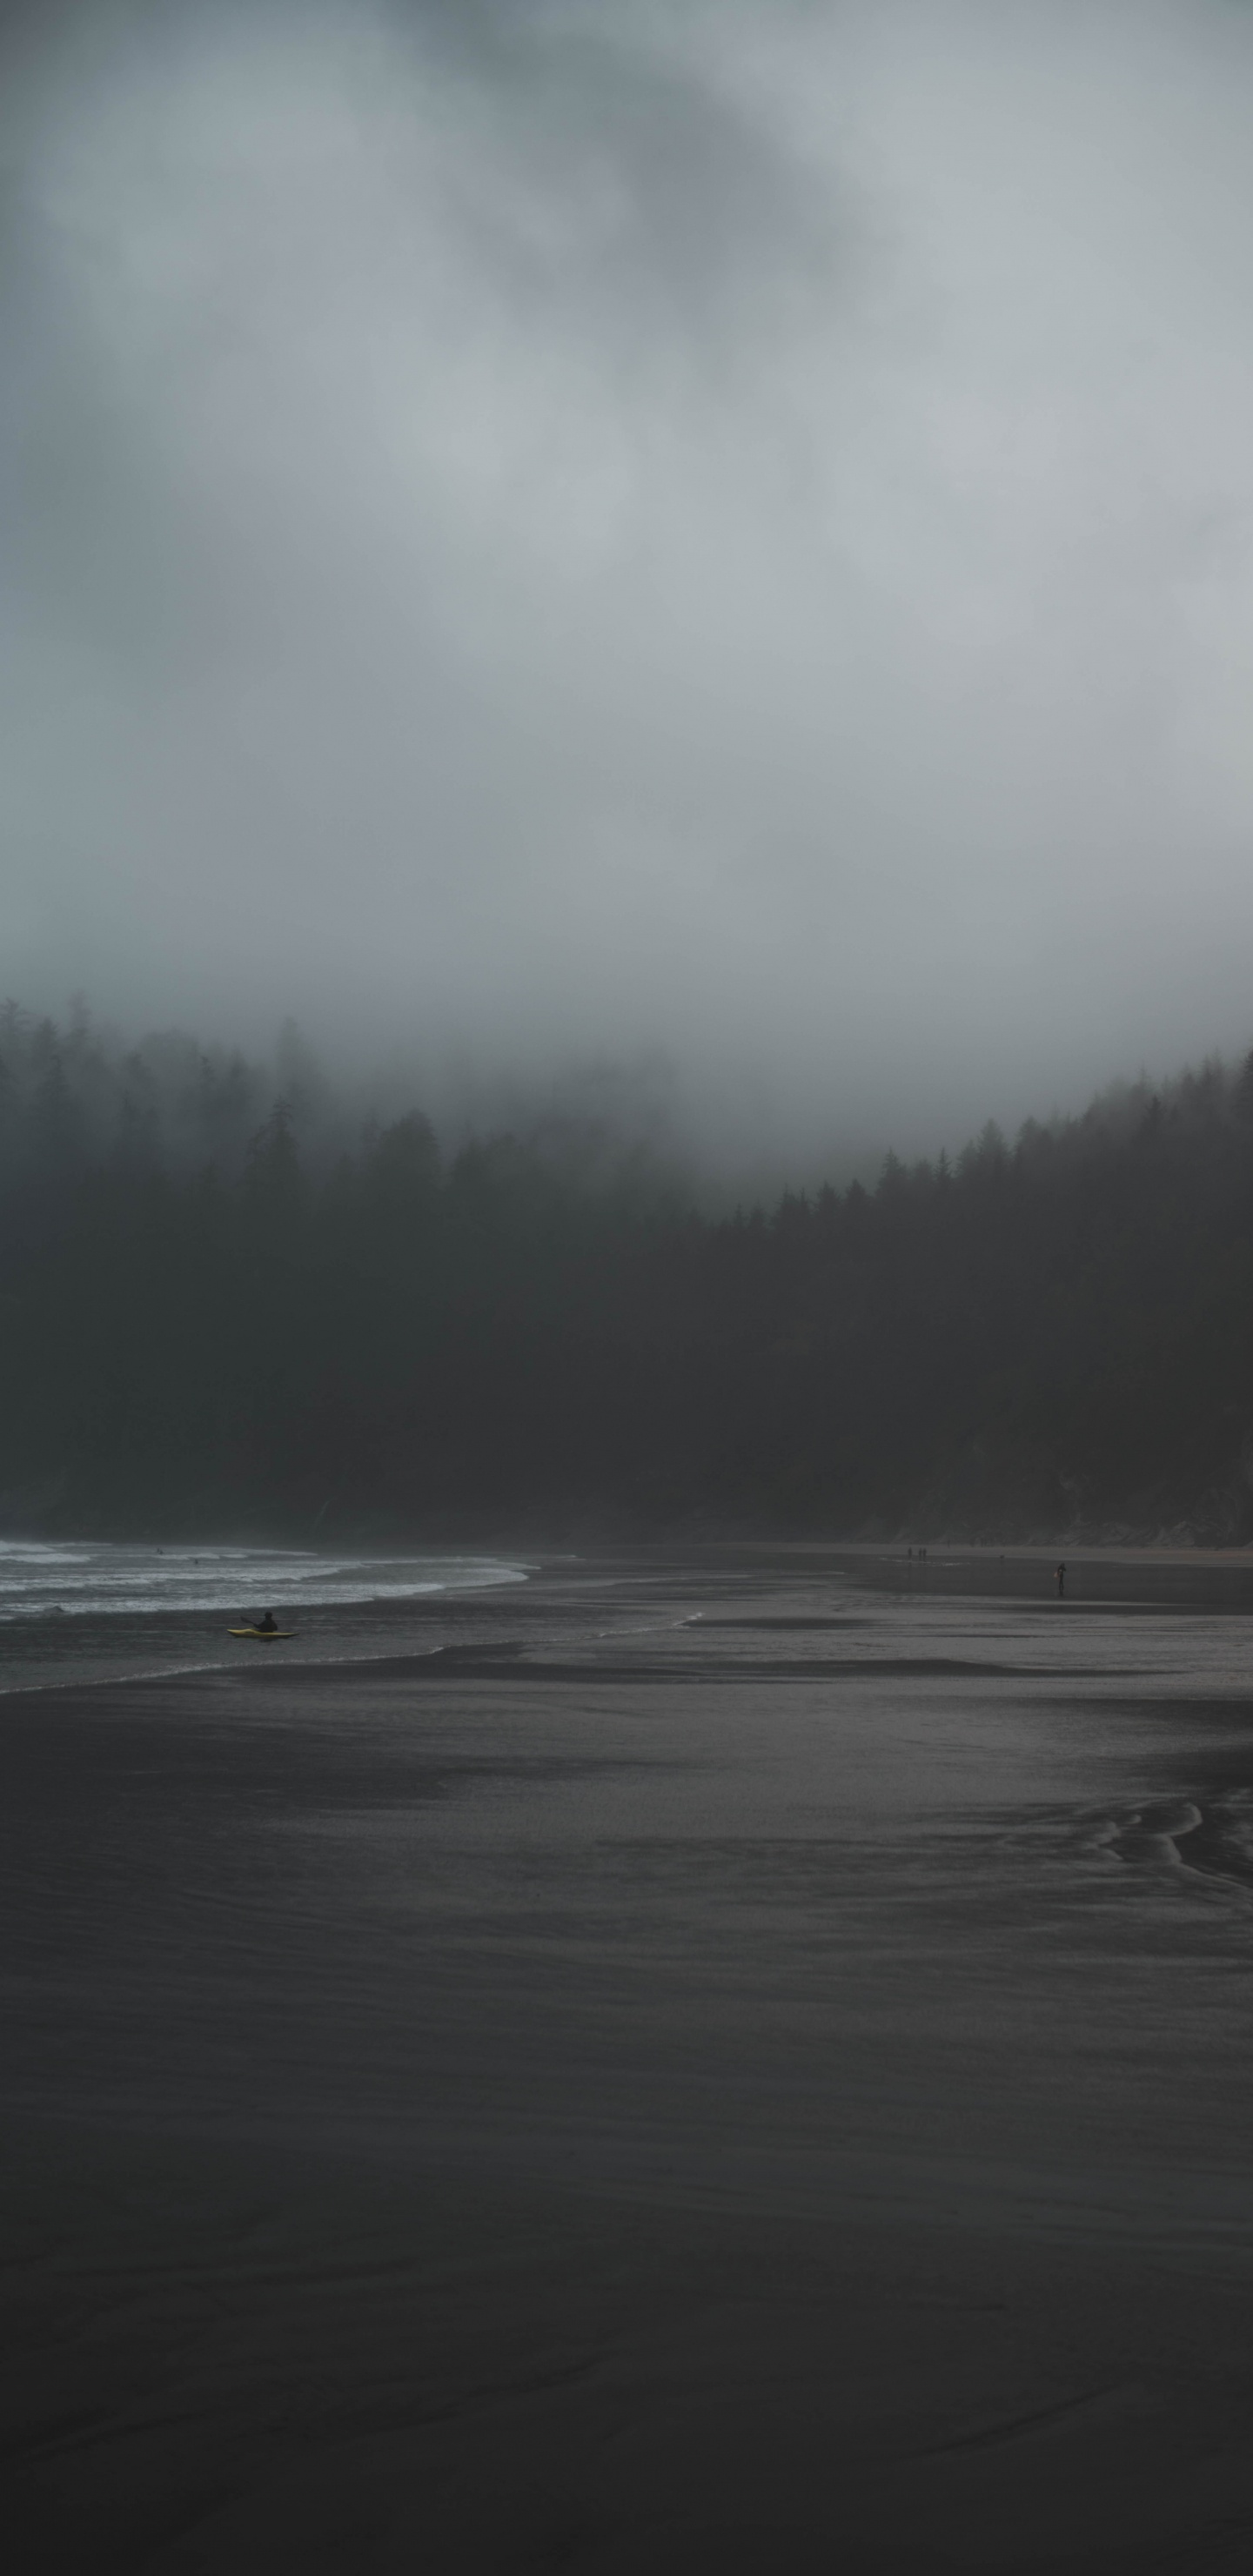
[2,1006,1250,1542]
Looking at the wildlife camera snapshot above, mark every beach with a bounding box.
[5,1544,1253,2569]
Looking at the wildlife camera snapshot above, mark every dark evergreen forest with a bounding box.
[3,1003,1252,1543]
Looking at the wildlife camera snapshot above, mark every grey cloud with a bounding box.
[3,0,1253,1174]
[442,31,847,349]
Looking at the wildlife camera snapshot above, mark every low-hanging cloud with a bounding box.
[3,0,1253,1166]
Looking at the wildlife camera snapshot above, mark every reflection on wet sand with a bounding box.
[5,1544,1253,2569]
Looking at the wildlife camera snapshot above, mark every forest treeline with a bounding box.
[3,1001,1253,1542]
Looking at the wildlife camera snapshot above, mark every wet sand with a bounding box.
[5,1546,1253,2569]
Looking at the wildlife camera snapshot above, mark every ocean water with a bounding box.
[0,1535,531,1694]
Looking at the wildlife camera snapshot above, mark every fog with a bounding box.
[4,0,1253,1169]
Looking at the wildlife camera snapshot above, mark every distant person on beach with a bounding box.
[1055,1563,1067,1597]
[255,1610,278,1634]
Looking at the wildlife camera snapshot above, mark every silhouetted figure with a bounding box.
[256,1609,278,1634]
[1055,1563,1067,1598]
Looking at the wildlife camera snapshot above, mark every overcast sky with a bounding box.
[4,0,1253,1165]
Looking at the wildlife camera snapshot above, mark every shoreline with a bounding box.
[4,1532,1253,1706]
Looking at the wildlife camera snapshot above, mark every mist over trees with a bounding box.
[3,1002,1253,1546]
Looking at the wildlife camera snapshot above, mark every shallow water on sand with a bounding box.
[9,1546,1253,2571]
[6,1545,1253,2243]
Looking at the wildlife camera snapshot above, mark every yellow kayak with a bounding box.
[229,1627,293,1640]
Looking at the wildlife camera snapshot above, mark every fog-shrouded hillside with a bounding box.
[3,1002,1252,1545]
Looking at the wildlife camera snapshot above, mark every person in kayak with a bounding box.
[255,1610,279,1634]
